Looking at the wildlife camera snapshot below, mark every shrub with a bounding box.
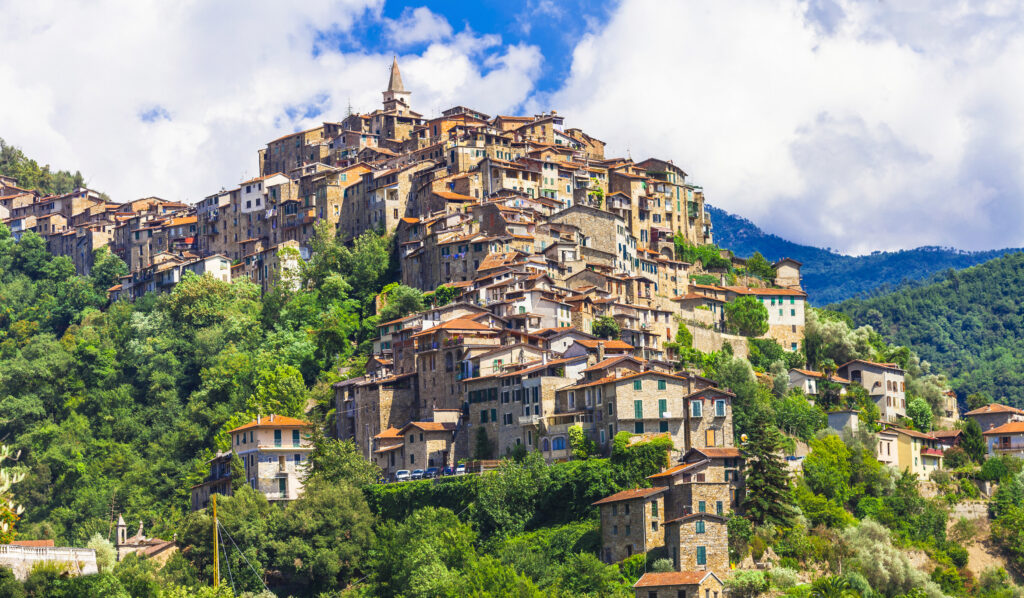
[618,553,646,584]
[943,446,970,469]
[728,515,753,562]
[979,457,1010,482]
[946,543,969,568]
[769,567,800,589]
[725,570,769,598]
[651,558,674,573]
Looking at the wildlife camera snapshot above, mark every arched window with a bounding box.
[553,437,566,451]
[542,438,550,452]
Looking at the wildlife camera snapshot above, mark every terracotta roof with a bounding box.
[374,443,404,454]
[583,355,642,372]
[592,486,666,506]
[400,217,420,224]
[790,369,851,384]
[634,571,718,588]
[892,427,938,440]
[691,447,741,458]
[983,421,1024,435]
[931,429,963,439]
[724,286,806,297]
[647,461,704,479]
[228,414,310,433]
[434,190,477,201]
[374,427,402,439]
[839,359,904,373]
[574,339,634,350]
[11,540,55,547]
[965,403,1024,416]
[410,318,497,337]
[401,421,457,433]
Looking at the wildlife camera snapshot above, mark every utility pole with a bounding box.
[212,493,219,588]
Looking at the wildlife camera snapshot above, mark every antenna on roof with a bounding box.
[346,97,353,118]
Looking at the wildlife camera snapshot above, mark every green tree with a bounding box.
[591,316,621,340]
[247,364,308,416]
[87,532,117,572]
[746,252,776,281]
[476,452,550,538]
[906,397,933,431]
[433,284,458,307]
[88,247,129,296]
[475,426,493,460]
[966,391,992,412]
[961,418,986,463]
[378,283,424,322]
[568,424,596,460]
[271,481,375,594]
[724,296,769,337]
[741,410,796,527]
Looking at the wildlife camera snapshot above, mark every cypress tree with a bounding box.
[741,409,796,527]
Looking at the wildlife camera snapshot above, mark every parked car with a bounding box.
[395,470,410,482]
[455,464,466,475]
[411,469,425,480]
[424,467,439,479]
[442,466,455,476]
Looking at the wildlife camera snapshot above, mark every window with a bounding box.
[481,411,488,423]
[652,521,659,531]
[657,379,667,390]
[659,399,667,417]
[634,422,644,434]
[410,454,415,464]
[706,429,716,446]
[633,380,642,390]
[409,434,415,443]
[660,421,669,433]
[716,501,724,516]
[651,501,658,517]
[634,400,643,419]
[292,430,300,446]
[612,504,618,516]
[278,455,286,471]
[696,546,706,566]
[279,478,286,495]
[274,430,282,447]
[553,436,566,451]
[613,525,618,535]
[698,501,706,513]
[678,590,687,598]
[490,409,497,422]
[696,520,706,534]
[625,525,631,536]
[715,399,726,417]
[691,400,702,418]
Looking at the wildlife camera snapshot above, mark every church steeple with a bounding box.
[382,56,412,113]
[387,56,406,93]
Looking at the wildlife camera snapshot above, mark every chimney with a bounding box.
[257,414,261,424]
[597,341,605,363]
[270,414,275,422]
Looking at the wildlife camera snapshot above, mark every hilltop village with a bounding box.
[4,59,1024,596]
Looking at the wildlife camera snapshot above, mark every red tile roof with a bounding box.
[634,571,718,587]
[374,427,402,439]
[647,461,703,479]
[228,414,310,433]
[692,447,741,458]
[592,486,666,506]
[11,540,55,547]
[982,421,1024,435]
[965,403,1024,416]
[574,339,634,350]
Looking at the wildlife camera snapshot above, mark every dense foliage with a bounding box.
[707,204,1022,304]
[0,137,93,197]
[835,252,1024,407]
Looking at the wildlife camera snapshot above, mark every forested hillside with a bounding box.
[0,137,94,196]
[835,252,1024,408]
[707,205,1021,305]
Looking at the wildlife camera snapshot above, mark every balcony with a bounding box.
[921,448,943,458]
[519,414,543,426]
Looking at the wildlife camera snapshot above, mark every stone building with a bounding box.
[632,571,724,598]
[228,414,314,503]
[664,513,729,573]
[837,359,906,421]
[594,487,667,563]
[115,515,177,563]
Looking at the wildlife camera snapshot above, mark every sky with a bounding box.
[2,0,1024,255]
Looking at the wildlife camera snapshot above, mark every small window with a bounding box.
[716,501,724,516]
[651,501,658,517]
[698,501,706,513]
[633,380,642,391]
[691,401,703,418]
[696,546,706,566]
[715,399,726,417]
[696,520,705,534]
[279,478,286,495]
[634,422,644,434]
[657,379,667,390]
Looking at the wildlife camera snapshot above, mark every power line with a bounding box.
[218,521,271,593]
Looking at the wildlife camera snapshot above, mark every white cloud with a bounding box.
[385,6,453,47]
[0,1,541,203]
[549,0,1024,253]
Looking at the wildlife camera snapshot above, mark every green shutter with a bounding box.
[657,379,666,390]
[697,546,706,565]
[698,501,705,513]
[696,520,705,534]
[658,399,667,416]
[633,380,642,390]
[490,409,497,422]
[634,422,644,434]
[716,501,724,516]
[634,400,643,419]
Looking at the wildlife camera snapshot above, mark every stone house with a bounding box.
[889,427,944,475]
[650,447,743,519]
[632,571,724,598]
[837,360,907,421]
[772,258,802,289]
[983,421,1024,458]
[664,513,729,573]
[594,487,667,563]
[964,403,1024,433]
[683,388,735,451]
[788,368,849,399]
[228,414,314,502]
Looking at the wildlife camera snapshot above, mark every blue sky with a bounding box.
[3,0,1024,255]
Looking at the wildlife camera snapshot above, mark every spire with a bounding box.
[387,56,406,93]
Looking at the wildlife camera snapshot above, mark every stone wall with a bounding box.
[0,545,98,580]
[949,500,990,522]
[668,514,729,573]
[687,325,748,358]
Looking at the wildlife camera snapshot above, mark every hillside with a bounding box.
[707,204,1021,305]
[0,137,94,196]
[834,251,1024,407]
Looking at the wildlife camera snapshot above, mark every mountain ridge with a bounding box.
[707,204,1023,305]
